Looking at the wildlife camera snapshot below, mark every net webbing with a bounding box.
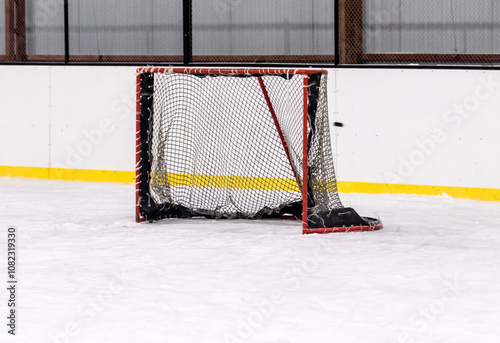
[142,71,342,220]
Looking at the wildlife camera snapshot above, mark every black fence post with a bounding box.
[334,0,339,66]
[183,0,193,65]
[64,0,69,64]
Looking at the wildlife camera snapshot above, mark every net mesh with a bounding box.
[142,70,342,220]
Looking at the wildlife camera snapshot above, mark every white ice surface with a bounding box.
[1,177,500,343]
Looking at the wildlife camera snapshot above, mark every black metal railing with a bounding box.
[1,0,500,68]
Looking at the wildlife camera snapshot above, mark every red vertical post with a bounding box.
[135,73,142,222]
[5,0,14,61]
[338,0,363,64]
[302,76,309,234]
[4,0,26,61]
[257,76,301,189]
[15,0,26,61]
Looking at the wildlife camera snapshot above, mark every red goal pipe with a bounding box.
[302,77,309,234]
[137,67,326,77]
[303,223,384,234]
[135,73,144,222]
[257,77,301,189]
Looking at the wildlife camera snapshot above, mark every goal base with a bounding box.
[302,221,383,234]
[304,207,383,234]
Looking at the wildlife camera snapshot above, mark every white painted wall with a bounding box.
[0,65,499,189]
[334,68,500,189]
[0,66,136,172]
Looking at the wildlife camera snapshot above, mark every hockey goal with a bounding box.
[136,67,382,234]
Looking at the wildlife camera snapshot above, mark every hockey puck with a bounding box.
[333,122,344,127]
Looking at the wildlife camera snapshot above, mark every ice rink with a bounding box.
[1,177,500,343]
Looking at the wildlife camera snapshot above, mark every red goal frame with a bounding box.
[135,67,383,234]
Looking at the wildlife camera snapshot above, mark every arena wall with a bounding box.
[1,65,498,201]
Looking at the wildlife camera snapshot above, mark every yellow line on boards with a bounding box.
[0,166,135,183]
[1,165,499,202]
[337,181,500,202]
[151,172,300,192]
